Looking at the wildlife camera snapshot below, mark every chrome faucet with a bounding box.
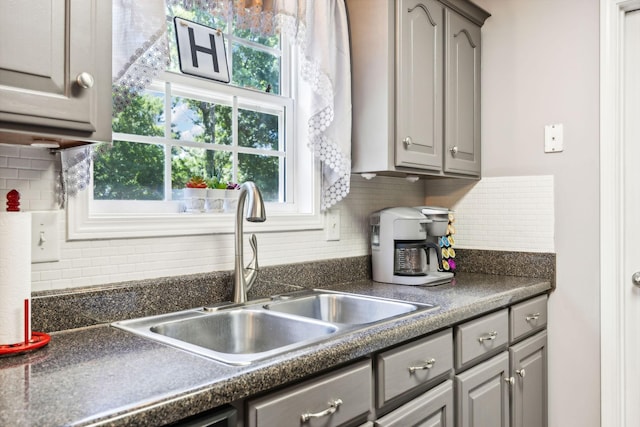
[233,181,266,303]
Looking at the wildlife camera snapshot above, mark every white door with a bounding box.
[623,8,640,427]
[601,1,640,426]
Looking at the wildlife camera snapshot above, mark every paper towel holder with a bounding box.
[0,299,50,357]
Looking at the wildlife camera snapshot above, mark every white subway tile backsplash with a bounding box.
[426,176,554,253]
[0,145,20,157]
[2,147,425,291]
[8,157,30,169]
[4,147,556,290]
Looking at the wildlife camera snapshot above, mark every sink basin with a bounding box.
[151,309,337,355]
[112,290,438,366]
[114,309,338,365]
[264,293,421,324]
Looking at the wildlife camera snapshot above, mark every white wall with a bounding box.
[0,144,425,291]
[457,0,600,425]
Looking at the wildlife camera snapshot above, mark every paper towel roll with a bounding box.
[0,212,31,345]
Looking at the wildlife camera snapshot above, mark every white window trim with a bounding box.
[66,158,322,240]
[67,70,324,239]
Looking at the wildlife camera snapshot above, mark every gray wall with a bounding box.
[472,0,600,425]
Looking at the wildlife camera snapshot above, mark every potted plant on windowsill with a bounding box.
[184,176,208,213]
[224,182,241,213]
[205,177,227,213]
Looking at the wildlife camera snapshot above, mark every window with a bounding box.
[68,5,321,239]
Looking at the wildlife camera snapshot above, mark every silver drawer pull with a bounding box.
[516,368,526,378]
[526,313,541,321]
[408,358,436,373]
[300,398,343,423]
[478,331,498,343]
[505,376,515,385]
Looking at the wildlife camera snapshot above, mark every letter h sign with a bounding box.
[174,17,230,83]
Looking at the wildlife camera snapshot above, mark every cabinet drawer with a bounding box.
[510,295,547,343]
[246,360,371,427]
[455,309,508,370]
[376,329,452,407]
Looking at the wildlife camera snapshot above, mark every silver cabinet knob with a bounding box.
[403,136,413,148]
[504,376,515,385]
[516,368,526,378]
[76,72,95,89]
[633,272,640,287]
[450,146,459,156]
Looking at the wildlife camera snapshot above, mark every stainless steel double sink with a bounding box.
[112,290,437,365]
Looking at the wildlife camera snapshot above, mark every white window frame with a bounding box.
[67,38,323,240]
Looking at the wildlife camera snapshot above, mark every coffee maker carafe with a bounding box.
[370,207,452,286]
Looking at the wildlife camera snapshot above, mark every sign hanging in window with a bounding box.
[174,17,230,83]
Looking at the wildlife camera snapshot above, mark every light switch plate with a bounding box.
[325,210,340,241]
[544,123,564,153]
[31,211,60,263]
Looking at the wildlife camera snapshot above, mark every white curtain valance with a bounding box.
[110,0,351,210]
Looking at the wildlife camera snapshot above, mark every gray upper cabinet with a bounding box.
[444,10,481,175]
[0,0,112,146]
[396,0,444,171]
[348,0,489,178]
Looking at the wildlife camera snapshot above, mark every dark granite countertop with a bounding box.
[0,272,551,427]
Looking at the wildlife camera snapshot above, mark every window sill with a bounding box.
[67,209,324,240]
[67,174,323,240]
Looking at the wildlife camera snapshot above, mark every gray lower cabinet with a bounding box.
[510,295,547,343]
[509,331,548,427]
[245,360,372,427]
[0,0,112,146]
[456,351,510,427]
[375,379,454,427]
[242,295,548,427]
[454,297,548,427]
[455,308,509,371]
[376,329,453,408]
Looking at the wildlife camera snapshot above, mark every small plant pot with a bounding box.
[205,189,226,213]
[224,189,240,213]
[183,188,207,213]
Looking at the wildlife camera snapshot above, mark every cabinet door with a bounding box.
[0,0,105,135]
[510,330,547,427]
[396,0,444,171]
[456,351,510,427]
[375,380,453,427]
[444,10,481,176]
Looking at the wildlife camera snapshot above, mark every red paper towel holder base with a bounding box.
[0,299,51,357]
[0,332,51,357]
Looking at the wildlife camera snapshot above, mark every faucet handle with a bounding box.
[244,234,260,293]
[248,234,259,270]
